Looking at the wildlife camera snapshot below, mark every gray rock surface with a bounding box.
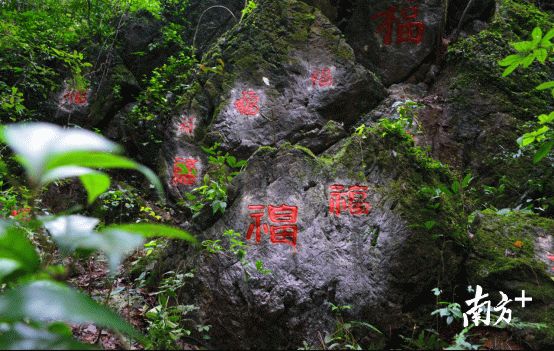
[161,136,464,348]
[162,0,386,197]
[304,0,447,85]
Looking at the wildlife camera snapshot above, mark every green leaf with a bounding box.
[80,172,111,204]
[531,27,543,44]
[522,54,536,68]
[533,141,554,163]
[451,181,460,194]
[101,223,196,243]
[462,174,473,188]
[43,215,144,272]
[45,152,136,170]
[512,41,534,52]
[538,112,554,124]
[0,323,95,350]
[502,64,519,77]
[44,151,164,202]
[40,166,97,185]
[0,280,141,339]
[226,155,237,167]
[0,258,21,281]
[43,215,99,252]
[541,28,554,46]
[0,123,119,184]
[423,220,436,230]
[518,133,536,147]
[350,321,383,334]
[0,223,40,282]
[536,81,554,91]
[498,54,522,66]
[535,48,548,63]
[83,231,144,273]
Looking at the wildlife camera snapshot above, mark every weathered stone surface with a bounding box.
[304,0,447,85]
[50,63,139,129]
[161,128,465,348]
[467,210,554,349]
[145,1,554,349]
[119,11,165,81]
[181,0,244,53]
[162,0,385,196]
[89,64,140,127]
[417,0,554,213]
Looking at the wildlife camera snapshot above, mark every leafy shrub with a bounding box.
[0,122,195,349]
[499,27,554,163]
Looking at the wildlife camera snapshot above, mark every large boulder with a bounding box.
[418,0,554,213]
[160,127,466,348]
[161,0,386,196]
[50,63,140,129]
[119,10,165,82]
[304,0,448,85]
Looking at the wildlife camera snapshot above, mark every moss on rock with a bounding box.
[447,0,553,119]
[467,210,554,348]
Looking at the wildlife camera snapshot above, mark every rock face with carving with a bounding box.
[304,0,447,85]
[163,135,464,348]
[150,0,554,349]
[162,0,386,197]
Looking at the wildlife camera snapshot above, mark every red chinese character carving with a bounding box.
[348,185,372,215]
[246,204,299,248]
[268,205,298,247]
[329,184,348,216]
[310,67,333,88]
[234,90,260,116]
[549,254,554,271]
[247,205,269,243]
[62,90,88,106]
[329,184,372,216]
[172,157,198,186]
[371,5,425,45]
[178,116,196,136]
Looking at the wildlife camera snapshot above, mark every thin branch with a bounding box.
[452,0,476,41]
[192,5,238,50]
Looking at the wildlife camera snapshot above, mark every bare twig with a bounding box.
[452,0,476,41]
[192,5,238,50]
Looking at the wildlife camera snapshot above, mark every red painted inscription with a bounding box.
[246,204,298,247]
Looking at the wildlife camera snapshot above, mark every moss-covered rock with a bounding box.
[155,0,386,209]
[419,0,554,214]
[467,210,554,348]
[155,121,466,348]
[304,0,448,85]
[88,64,140,127]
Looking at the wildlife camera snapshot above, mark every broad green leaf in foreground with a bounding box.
[101,223,196,243]
[534,141,554,163]
[43,215,100,252]
[43,215,143,272]
[0,123,164,203]
[43,152,164,203]
[0,222,40,282]
[0,323,95,350]
[40,166,111,204]
[0,280,141,339]
[44,216,196,273]
[0,123,119,184]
